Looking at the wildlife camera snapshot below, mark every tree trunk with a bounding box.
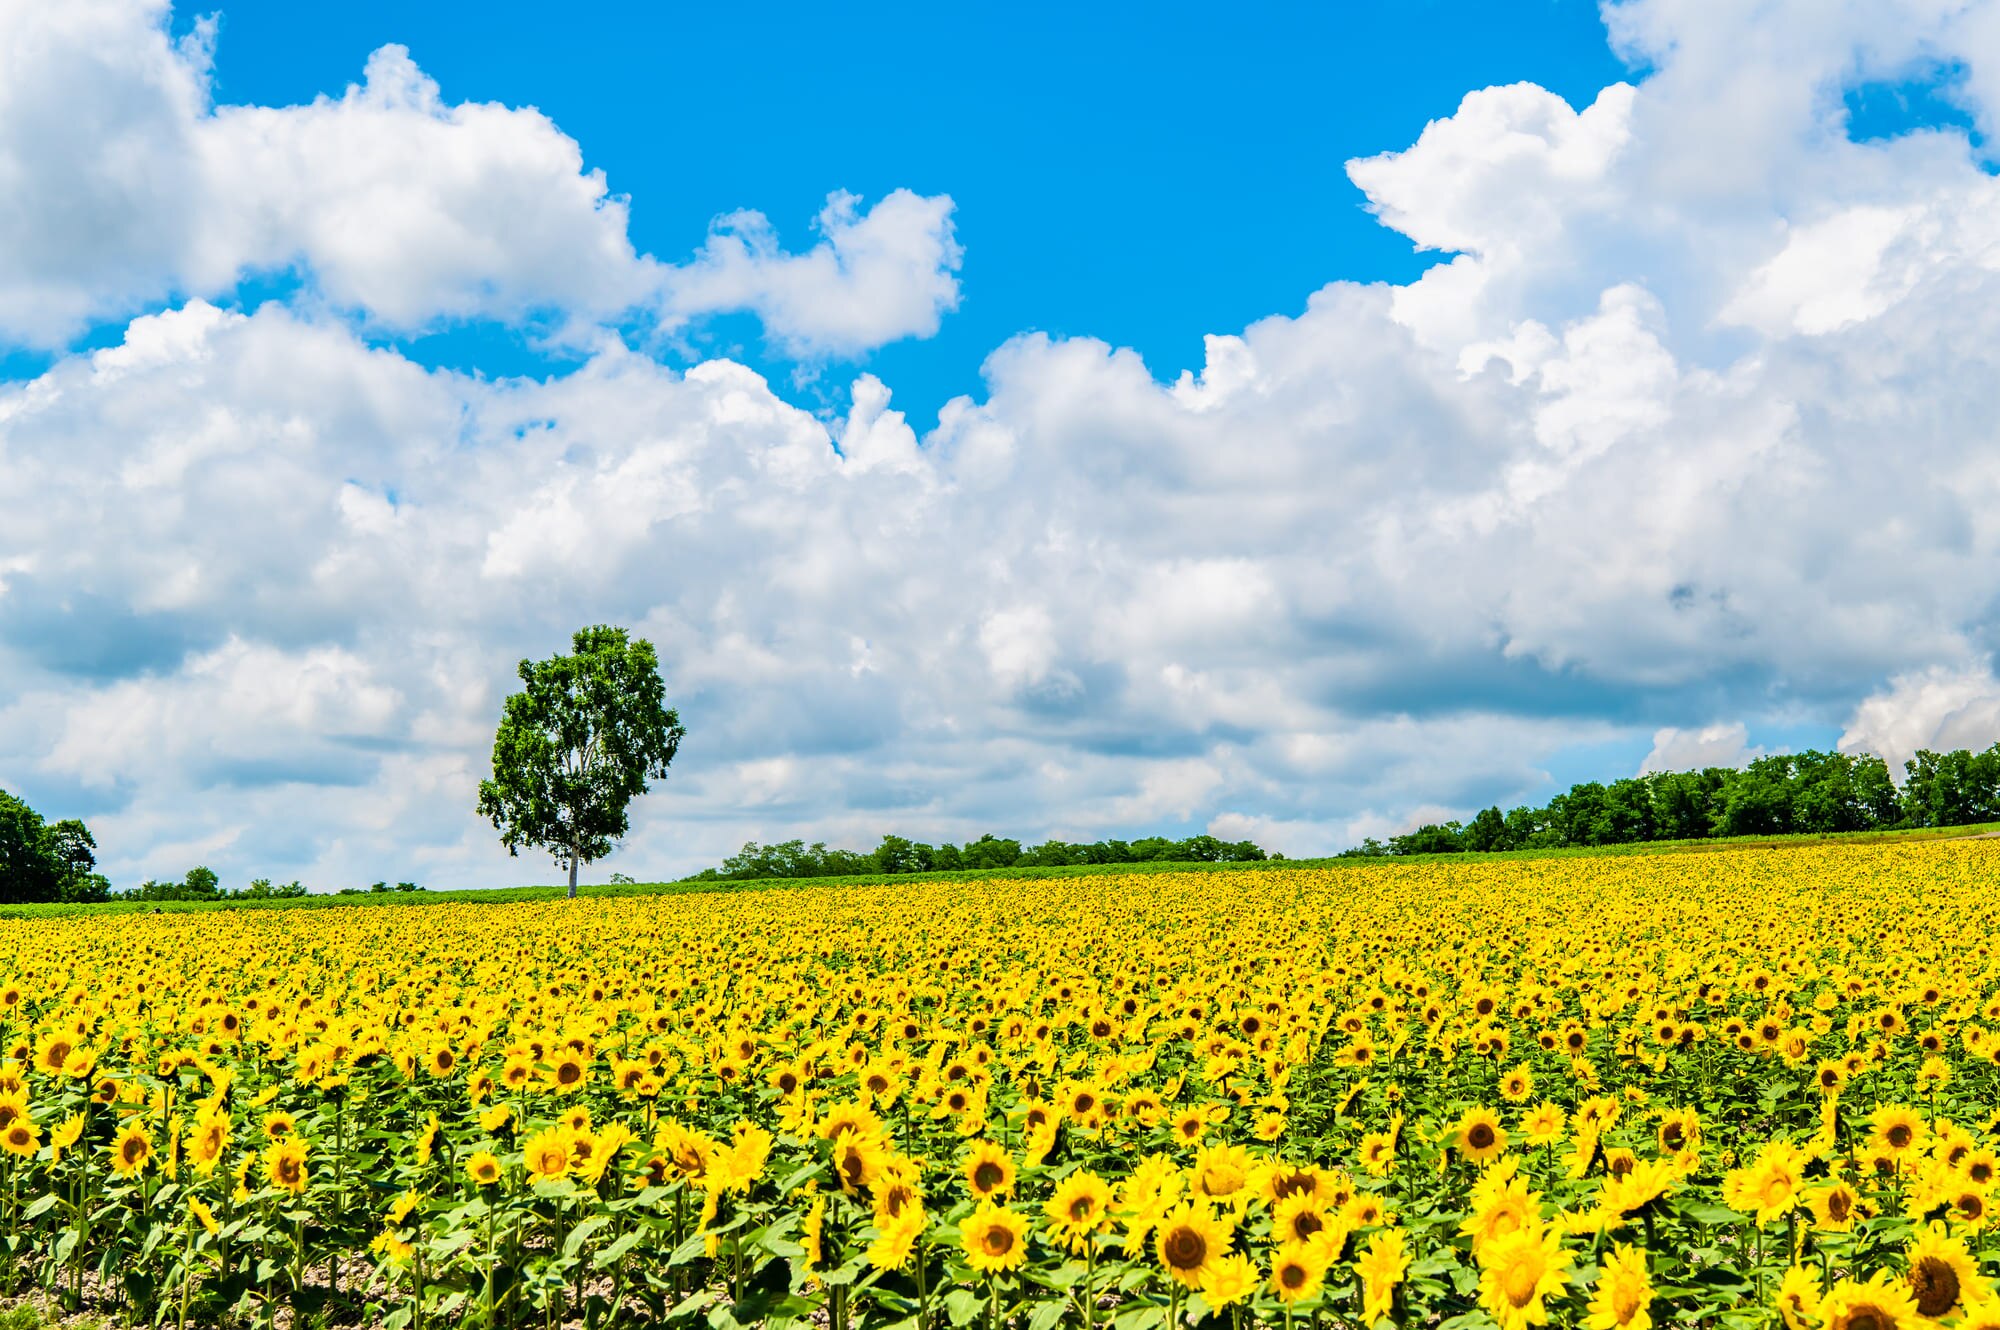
[567,843,579,899]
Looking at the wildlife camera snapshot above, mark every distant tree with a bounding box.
[233,878,307,900]
[1646,769,1729,840]
[0,791,68,904]
[1462,806,1512,853]
[1902,745,2000,827]
[872,835,931,874]
[961,835,1022,870]
[478,626,686,898]
[1389,823,1465,855]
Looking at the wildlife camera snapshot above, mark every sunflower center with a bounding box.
[1887,1124,1913,1149]
[1827,1192,1850,1221]
[973,1162,1005,1192]
[1292,1212,1325,1240]
[1163,1227,1207,1270]
[1911,1258,1960,1318]
[1503,1257,1542,1307]
[1068,1196,1094,1222]
[1468,1124,1496,1150]
[1280,1263,1307,1290]
[981,1226,1014,1257]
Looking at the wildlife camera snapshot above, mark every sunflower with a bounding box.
[958,1200,1029,1275]
[1358,1128,1398,1176]
[109,1120,154,1178]
[1271,1193,1334,1250]
[1462,1175,1539,1258]
[188,1110,230,1176]
[523,1127,572,1184]
[545,1049,590,1093]
[1870,1105,1927,1158]
[1270,1241,1329,1304]
[1522,1103,1567,1147]
[402,1113,439,1168]
[48,1111,85,1164]
[866,1207,924,1271]
[262,1110,296,1141]
[1356,1227,1410,1325]
[1775,1264,1822,1330]
[1154,1202,1231,1288]
[190,1196,220,1237]
[963,1140,1016,1200]
[1821,1270,1919,1330]
[1477,1221,1572,1330]
[818,1101,885,1143]
[1499,1064,1534,1102]
[1043,1169,1112,1249]
[264,1138,308,1195]
[1454,1106,1510,1164]
[1807,1182,1866,1232]
[1058,1080,1108,1129]
[1584,1244,1652,1330]
[1192,1142,1252,1203]
[466,1149,503,1186]
[0,1118,38,1157]
[34,1036,74,1077]
[872,1165,924,1225]
[1903,1222,1979,1321]
[1199,1252,1259,1308]
[1344,1193,1393,1229]
[1721,1140,1805,1225]
[1655,1107,1701,1155]
[1170,1106,1207,1146]
[831,1133,888,1194]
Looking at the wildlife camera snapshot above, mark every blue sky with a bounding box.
[3,0,1999,887]
[192,0,1629,422]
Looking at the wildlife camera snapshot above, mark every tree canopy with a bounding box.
[685,831,1269,882]
[1346,744,1998,857]
[0,790,108,904]
[477,626,685,897]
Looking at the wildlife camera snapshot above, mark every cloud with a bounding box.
[12,0,2000,886]
[1839,665,2000,774]
[1638,723,1761,775]
[663,190,964,359]
[0,3,957,354]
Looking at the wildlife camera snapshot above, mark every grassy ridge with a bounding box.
[4,816,1993,920]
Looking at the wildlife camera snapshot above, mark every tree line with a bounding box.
[0,788,431,904]
[686,831,1271,881]
[1345,745,2000,856]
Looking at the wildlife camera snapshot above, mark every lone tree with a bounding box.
[477,626,685,898]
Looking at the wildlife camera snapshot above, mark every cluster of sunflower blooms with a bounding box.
[0,842,1993,1329]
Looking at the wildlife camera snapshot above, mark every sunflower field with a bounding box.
[0,842,1996,1330]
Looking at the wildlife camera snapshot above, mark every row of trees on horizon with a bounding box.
[684,831,1273,881]
[10,741,2000,902]
[1350,745,2000,856]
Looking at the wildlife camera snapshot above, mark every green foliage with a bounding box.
[476,625,686,897]
[686,829,1267,881]
[1359,743,2000,856]
[0,790,103,904]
